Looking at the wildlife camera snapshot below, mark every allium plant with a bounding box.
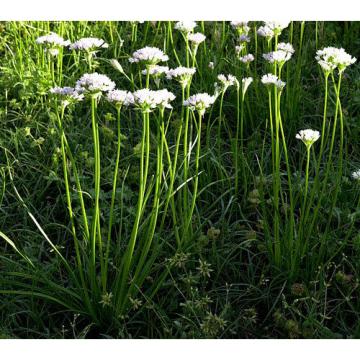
[299,47,357,270]
[234,77,253,195]
[183,93,215,239]
[36,32,70,84]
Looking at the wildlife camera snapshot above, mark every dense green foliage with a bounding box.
[1,21,360,338]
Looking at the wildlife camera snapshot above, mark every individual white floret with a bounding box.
[242,77,253,96]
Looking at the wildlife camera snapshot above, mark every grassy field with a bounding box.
[1,21,360,339]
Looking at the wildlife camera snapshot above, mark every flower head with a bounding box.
[261,74,286,90]
[36,33,70,47]
[296,129,320,147]
[106,90,132,108]
[153,89,176,110]
[264,21,290,35]
[166,66,196,88]
[128,89,175,112]
[216,74,238,92]
[316,47,356,74]
[188,32,206,45]
[129,46,169,65]
[239,54,255,64]
[230,21,250,35]
[277,42,295,54]
[141,65,169,76]
[263,50,293,64]
[174,21,197,34]
[50,86,84,107]
[351,170,360,181]
[69,37,108,51]
[184,93,216,116]
[75,73,115,96]
[239,34,251,43]
[257,26,274,40]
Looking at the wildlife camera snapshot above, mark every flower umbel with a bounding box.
[296,129,320,147]
[166,66,196,88]
[174,21,197,35]
[69,38,108,51]
[129,46,169,66]
[316,47,356,74]
[184,93,216,116]
[75,73,115,97]
[106,90,132,108]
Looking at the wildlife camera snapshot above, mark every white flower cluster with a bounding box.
[261,74,286,90]
[315,47,356,73]
[239,54,254,64]
[166,66,196,88]
[128,89,175,112]
[142,65,169,76]
[296,129,320,147]
[217,74,238,90]
[263,49,293,64]
[75,73,115,95]
[183,93,216,115]
[277,42,295,54]
[129,47,169,65]
[264,21,290,34]
[69,37,108,51]
[242,77,253,96]
[36,33,70,47]
[188,32,206,45]
[257,26,274,39]
[174,21,197,34]
[50,86,84,105]
[106,90,132,107]
[351,170,360,181]
[239,34,250,43]
[230,21,250,34]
